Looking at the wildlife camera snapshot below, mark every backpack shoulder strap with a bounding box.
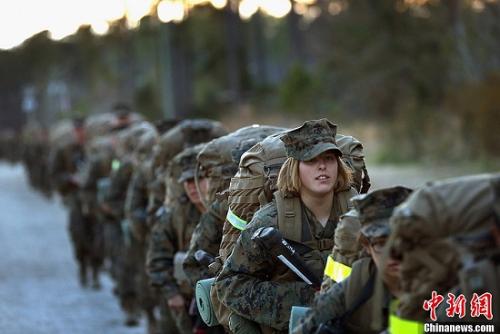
[274,191,302,243]
[335,188,357,216]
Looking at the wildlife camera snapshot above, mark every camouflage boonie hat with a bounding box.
[280,118,342,161]
[176,144,206,183]
[353,186,413,238]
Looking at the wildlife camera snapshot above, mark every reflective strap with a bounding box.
[389,300,424,334]
[324,255,352,282]
[226,208,247,231]
[389,314,424,334]
[112,159,121,171]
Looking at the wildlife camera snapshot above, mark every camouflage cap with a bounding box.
[176,144,206,183]
[353,186,413,238]
[280,118,342,161]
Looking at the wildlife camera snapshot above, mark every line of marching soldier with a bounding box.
[16,113,499,334]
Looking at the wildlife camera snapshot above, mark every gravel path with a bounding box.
[0,163,146,334]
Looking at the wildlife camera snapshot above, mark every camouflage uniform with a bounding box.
[215,120,357,333]
[78,137,115,289]
[182,125,283,289]
[123,129,161,332]
[291,186,412,334]
[183,198,228,287]
[101,122,155,325]
[147,145,206,334]
[102,157,134,281]
[319,209,364,292]
[48,122,88,286]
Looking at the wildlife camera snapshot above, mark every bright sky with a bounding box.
[0,0,323,50]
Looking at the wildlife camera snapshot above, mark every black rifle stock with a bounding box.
[251,227,322,289]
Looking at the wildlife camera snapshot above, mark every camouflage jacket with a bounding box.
[146,167,167,223]
[103,158,134,221]
[49,143,85,196]
[183,199,227,288]
[215,198,345,332]
[80,153,112,214]
[146,201,202,299]
[292,258,389,334]
[125,160,151,242]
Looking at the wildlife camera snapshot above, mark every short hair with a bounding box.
[277,154,353,196]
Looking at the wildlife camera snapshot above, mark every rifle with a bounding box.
[251,227,322,289]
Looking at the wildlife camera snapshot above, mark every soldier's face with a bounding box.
[367,237,401,281]
[299,151,338,197]
[183,178,208,205]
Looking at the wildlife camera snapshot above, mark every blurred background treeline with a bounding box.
[0,0,499,166]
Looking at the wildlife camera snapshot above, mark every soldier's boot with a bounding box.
[78,262,88,288]
[91,266,101,290]
[122,297,140,327]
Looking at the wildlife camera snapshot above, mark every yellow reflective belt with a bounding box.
[112,159,121,171]
[389,300,424,334]
[324,255,351,282]
[226,208,247,231]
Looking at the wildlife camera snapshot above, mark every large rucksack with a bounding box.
[196,125,286,208]
[220,132,370,260]
[388,173,499,322]
[194,125,286,329]
[157,119,228,207]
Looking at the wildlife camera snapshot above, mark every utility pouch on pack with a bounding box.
[173,251,189,285]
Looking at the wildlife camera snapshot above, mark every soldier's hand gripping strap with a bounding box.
[251,227,322,289]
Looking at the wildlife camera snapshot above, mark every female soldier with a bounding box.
[215,119,357,333]
[291,186,412,334]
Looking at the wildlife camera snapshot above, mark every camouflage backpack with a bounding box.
[160,119,228,207]
[194,125,285,329]
[388,173,500,322]
[196,125,286,208]
[220,131,370,261]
